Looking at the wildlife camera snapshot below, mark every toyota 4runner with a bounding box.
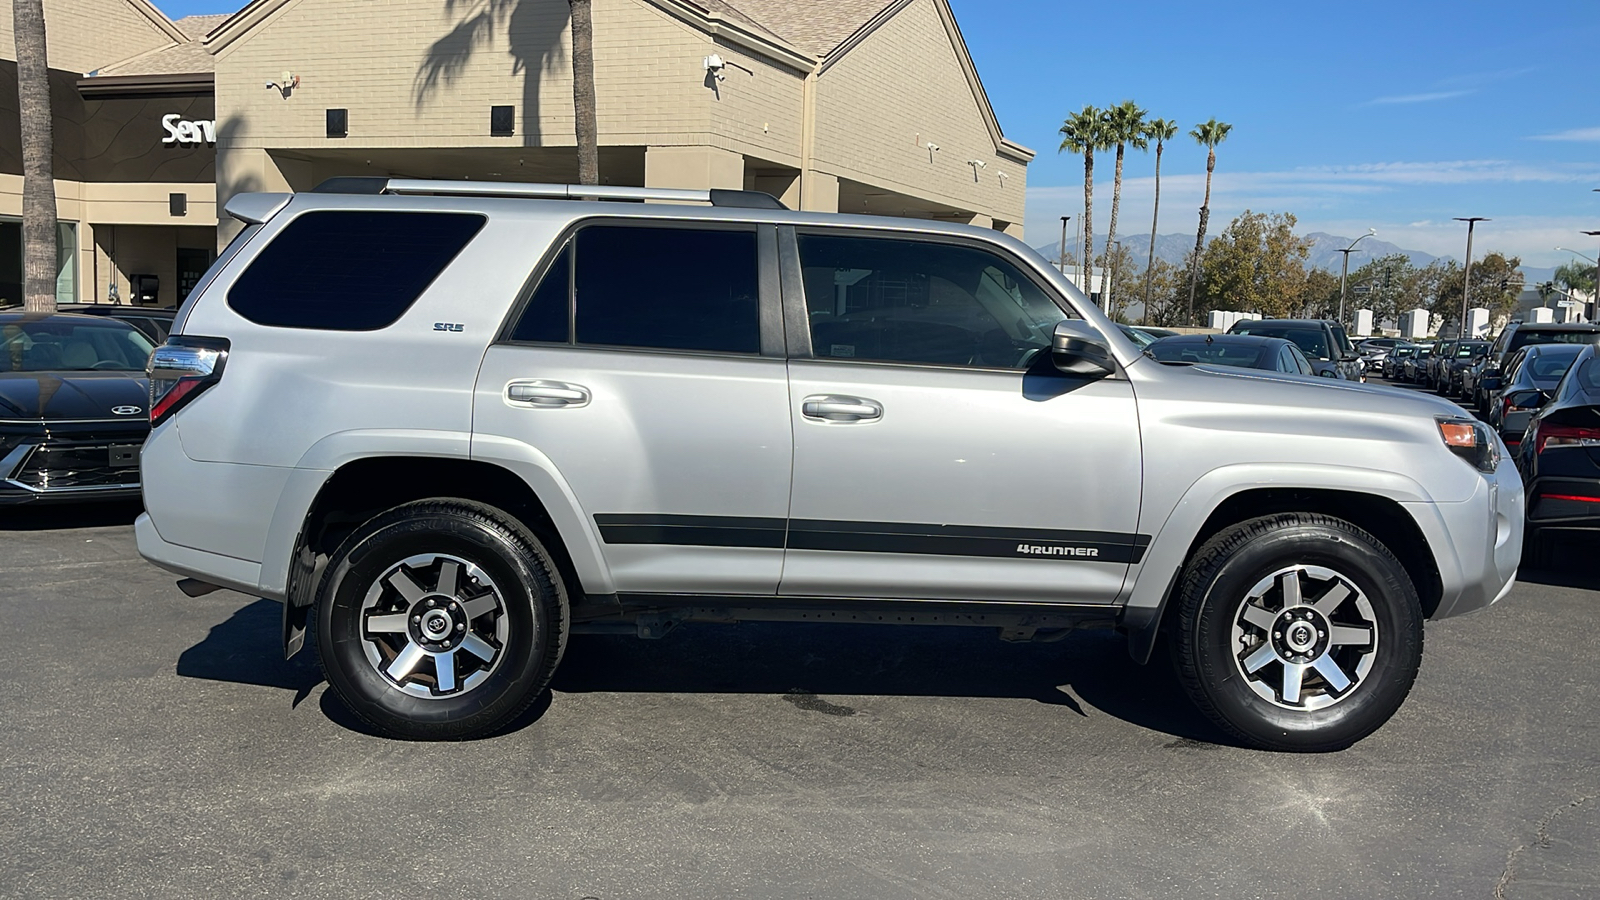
[138,179,1522,751]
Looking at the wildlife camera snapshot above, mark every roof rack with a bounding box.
[310,177,787,210]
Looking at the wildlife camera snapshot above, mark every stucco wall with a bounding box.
[811,0,1025,223]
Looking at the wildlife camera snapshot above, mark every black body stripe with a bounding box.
[594,514,786,549]
[595,514,1149,563]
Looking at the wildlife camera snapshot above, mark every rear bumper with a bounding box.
[1525,477,1600,527]
[135,512,266,598]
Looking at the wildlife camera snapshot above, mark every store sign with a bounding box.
[161,114,216,145]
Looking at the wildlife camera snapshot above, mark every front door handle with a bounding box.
[801,394,882,422]
[507,380,590,408]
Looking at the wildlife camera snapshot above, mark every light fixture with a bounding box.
[264,72,299,98]
[326,108,347,138]
[490,105,514,137]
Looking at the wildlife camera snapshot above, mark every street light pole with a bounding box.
[1455,217,1489,337]
[1058,216,1072,278]
[1336,229,1376,323]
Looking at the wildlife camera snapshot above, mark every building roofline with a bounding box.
[649,0,817,71]
[125,0,190,44]
[77,72,215,97]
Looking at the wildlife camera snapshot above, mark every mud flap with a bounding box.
[283,598,309,659]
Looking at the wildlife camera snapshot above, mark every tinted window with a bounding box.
[798,234,1067,368]
[1527,348,1582,380]
[1232,323,1330,360]
[1573,355,1600,393]
[511,243,570,343]
[1509,330,1600,354]
[574,226,758,353]
[228,211,484,330]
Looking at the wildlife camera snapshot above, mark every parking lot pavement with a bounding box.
[1,504,1596,900]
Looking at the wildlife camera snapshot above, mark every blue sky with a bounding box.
[158,0,1599,267]
[948,0,1600,266]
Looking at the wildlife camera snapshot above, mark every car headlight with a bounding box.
[1437,416,1499,473]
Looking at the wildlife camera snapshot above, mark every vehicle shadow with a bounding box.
[175,599,1232,744]
[1519,531,1600,591]
[0,500,143,530]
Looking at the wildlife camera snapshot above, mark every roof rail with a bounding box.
[309,177,786,210]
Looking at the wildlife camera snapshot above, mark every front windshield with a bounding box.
[0,318,155,372]
[1234,324,1330,360]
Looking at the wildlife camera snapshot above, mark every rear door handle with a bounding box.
[507,380,590,408]
[801,394,882,422]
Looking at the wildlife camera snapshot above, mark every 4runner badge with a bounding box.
[433,322,465,332]
[1017,543,1099,558]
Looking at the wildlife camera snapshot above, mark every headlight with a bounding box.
[1437,416,1499,473]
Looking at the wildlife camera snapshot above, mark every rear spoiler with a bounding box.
[223,192,292,225]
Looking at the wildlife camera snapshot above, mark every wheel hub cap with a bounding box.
[1230,565,1379,711]
[358,553,511,700]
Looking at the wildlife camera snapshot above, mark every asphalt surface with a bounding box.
[2,379,1596,899]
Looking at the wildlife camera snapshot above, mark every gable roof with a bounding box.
[693,0,896,57]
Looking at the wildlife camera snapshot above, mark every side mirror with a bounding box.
[1318,369,1339,378]
[1051,320,1115,376]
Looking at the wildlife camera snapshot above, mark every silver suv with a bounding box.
[138,179,1522,751]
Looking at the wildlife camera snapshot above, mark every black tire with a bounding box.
[315,498,569,740]
[1170,513,1424,752]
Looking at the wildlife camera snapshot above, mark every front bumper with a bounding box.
[1404,451,1523,619]
[0,424,145,504]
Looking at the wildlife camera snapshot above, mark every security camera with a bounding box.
[925,142,940,151]
[704,54,726,81]
[967,159,987,168]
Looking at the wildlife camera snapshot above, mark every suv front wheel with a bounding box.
[315,499,569,740]
[1171,513,1423,752]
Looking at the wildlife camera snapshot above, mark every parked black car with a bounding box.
[1438,339,1490,397]
[1471,322,1600,414]
[1488,343,1585,451]
[56,304,176,343]
[1144,334,1314,374]
[1518,343,1600,565]
[1402,344,1435,383]
[1382,343,1417,380]
[0,312,153,504]
[1225,318,1361,380]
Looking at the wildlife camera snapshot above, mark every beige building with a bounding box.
[207,0,1032,245]
[1,0,1031,307]
[0,0,222,308]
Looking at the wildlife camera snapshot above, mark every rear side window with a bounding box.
[571,225,759,354]
[228,210,485,330]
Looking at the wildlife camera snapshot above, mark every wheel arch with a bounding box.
[1122,466,1446,664]
[281,454,612,642]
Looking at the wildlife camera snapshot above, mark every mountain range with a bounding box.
[1034,232,1556,284]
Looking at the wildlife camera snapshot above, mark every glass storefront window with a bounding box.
[0,219,79,307]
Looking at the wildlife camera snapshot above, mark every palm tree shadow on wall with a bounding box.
[415,0,570,159]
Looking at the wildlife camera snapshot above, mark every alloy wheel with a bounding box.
[1230,565,1378,711]
[358,553,511,699]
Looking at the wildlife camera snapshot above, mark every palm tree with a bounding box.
[1185,118,1233,324]
[1101,101,1147,316]
[1059,106,1110,303]
[1141,118,1178,323]
[568,0,599,185]
[13,0,57,312]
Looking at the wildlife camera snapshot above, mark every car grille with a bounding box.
[9,433,143,492]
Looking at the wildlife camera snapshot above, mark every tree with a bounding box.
[568,0,599,185]
[1342,254,1414,326]
[1185,119,1232,324]
[13,0,57,312]
[1101,100,1146,316]
[1059,106,1110,303]
[1141,117,1178,323]
[1300,268,1341,319]
[1195,210,1311,318]
[1555,260,1596,298]
[1139,255,1190,326]
[1433,253,1521,330]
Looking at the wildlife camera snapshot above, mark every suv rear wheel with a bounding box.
[1171,513,1423,752]
[315,499,568,740]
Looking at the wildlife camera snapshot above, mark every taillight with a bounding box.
[147,337,229,426]
[1532,422,1600,456]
